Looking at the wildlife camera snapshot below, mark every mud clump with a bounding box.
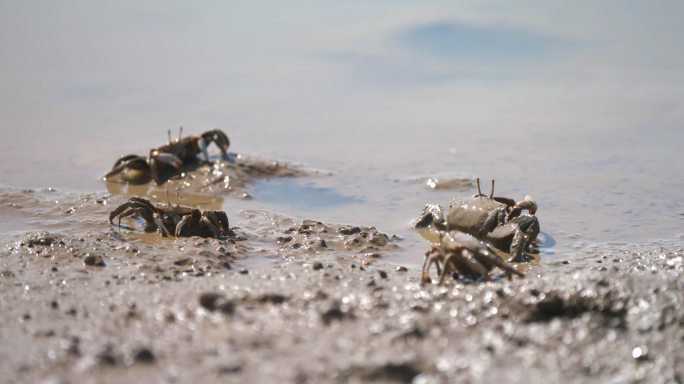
[352,361,422,383]
[133,348,156,364]
[199,293,235,314]
[320,301,355,325]
[520,290,628,325]
[22,232,62,247]
[274,217,398,263]
[83,254,106,267]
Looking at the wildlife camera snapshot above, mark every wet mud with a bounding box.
[105,154,311,199]
[1,185,682,383]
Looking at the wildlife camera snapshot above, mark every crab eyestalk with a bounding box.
[475,178,484,197]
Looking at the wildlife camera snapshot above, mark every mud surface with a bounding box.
[1,187,682,383]
[105,153,310,199]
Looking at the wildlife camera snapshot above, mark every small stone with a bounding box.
[378,270,388,279]
[396,266,408,272]
[199,293,223,311]
[25,232,58,247]
[321,307,350,325]
[312,262,324,271]
[277,236,293,243]
[84,254,105,267]
[632,346,649,362]
[199,292,235,314]
[174,258,190,266]
[133,348,156,363]
[239,268,249,275]
[338,226,361,235]
[217,362,243,375]
[369,233,388,246]
[0,269,15,278]
[258,294,287,304]
[96,344,118,366]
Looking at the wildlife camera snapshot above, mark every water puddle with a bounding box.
[250,178,361,212]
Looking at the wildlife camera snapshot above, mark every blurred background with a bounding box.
[1,1,682,256]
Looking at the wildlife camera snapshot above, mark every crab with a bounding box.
[104,127,230,185]
[422,231,524,284]
[415,178,540,262]
[109,197,229,238]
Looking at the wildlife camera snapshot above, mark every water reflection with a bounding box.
[396,20,566,61]
[105,181,224,211]
[0,2,683,243]
[251,178,361,211]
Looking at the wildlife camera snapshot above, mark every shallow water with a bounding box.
[1,2,683,267]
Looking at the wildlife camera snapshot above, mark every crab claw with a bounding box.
[509,195,537,218]
[414,203,447,231]
[149,151,183,185]
[104,154,152,184]
[199,129,230,162]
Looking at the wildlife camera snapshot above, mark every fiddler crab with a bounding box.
[416,178,540,263]
[422,231,524,284]
[109,196,229,238]
[104,127,230,185]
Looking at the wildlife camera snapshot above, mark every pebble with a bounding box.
[133,348,156,363]
[83,254,105,267]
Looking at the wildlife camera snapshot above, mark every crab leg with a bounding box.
[421,252,431,284]
[119,208,155,229]
[422,247,443,285]
[149,152,183,185]
[109,201,155,225]
[173,208,198,237]
[493,196,517,208]
[154,213,174,237]
[472,248,524,278]
[175,215,193,237]
[438,253,456,285]
[104,155,151,184]
[205,211,230,232]
[200,216,221,238]
[110,154,146,170]
[508,215,540,262]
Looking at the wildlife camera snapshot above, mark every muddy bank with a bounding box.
[104,153,311,199]
[0,198,682,383]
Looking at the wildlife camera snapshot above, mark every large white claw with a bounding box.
[523,195,537,215]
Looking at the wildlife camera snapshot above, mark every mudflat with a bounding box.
[1,185,682,383]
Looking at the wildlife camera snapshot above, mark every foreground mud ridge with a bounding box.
[1,194,682,383]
